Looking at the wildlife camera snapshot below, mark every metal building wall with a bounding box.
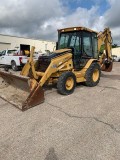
[112,47,120,57]
[0,34,56,52]
[0,42,11,50]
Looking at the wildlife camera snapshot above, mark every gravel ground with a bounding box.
[0,62,120,160]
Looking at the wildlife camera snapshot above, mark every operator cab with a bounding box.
[57,27,98,70]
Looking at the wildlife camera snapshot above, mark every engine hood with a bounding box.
[53,48,72,54]
[38,48,72,72]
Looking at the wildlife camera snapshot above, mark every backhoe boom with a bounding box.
[98,28,113,72]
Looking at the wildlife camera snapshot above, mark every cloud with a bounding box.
[0,0,102,41]
[0,0,119,44]
[63,6,103,30]
[37,5,104,40]
[105,0,120,28]
[0,0,64,39]
[104,0,120,44]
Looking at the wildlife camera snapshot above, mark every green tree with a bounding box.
[112,44,118,48]
[99,44,105,55]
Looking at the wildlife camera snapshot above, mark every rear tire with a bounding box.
[57,71,76,95]
[11,61,18,71]
[85,63,101,87]
[4,66,9,72]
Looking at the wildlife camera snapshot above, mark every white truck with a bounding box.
[0,49,29,71]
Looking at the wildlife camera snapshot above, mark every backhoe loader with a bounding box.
[0,27,113,111]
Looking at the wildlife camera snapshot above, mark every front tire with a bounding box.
[11,61,18,71]
[85,62,101,87]
[57,71,76,95]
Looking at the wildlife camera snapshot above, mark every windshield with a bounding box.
[58,32,81,52]
[8,50,17,54]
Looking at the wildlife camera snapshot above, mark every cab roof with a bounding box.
[58,26,98,34]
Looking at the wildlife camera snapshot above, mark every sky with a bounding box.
[0,0,120,44]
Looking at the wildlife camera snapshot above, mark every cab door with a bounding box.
[79,31,93,69]
[69,32,82,69]
[82,31,93,57]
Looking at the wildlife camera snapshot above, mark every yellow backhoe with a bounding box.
[0,27,113,111]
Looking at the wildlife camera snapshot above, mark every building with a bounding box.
[112,47,120,57]
[0,34,56,53]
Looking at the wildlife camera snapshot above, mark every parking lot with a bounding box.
[0,62,120,160]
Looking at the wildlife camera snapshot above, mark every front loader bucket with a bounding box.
[101,61,113,72]
[0,71,44,111]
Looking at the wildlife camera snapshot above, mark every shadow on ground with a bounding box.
[101,73,120,80]
[44,148,59,160]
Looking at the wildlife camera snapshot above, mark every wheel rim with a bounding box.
[92,69,99,82]
[65,77,74,90]
[12,64,15,70]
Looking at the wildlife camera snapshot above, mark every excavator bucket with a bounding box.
[0,71,44,111]
[101,61,113,72]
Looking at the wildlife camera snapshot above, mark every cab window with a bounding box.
[1,50,6,56]
[59,34,69,49]
[83,32,92,57]
[92,33,98,58]
[58,32,81,53]
[70,35,81,52]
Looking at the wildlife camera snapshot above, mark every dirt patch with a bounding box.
[0,85,29,110]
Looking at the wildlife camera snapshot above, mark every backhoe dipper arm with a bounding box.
[97,28,113,72]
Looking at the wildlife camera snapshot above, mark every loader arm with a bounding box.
[22,51,73,110]
[30,51,73,88]
[97,28,113,72]
[20,46,38,79]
